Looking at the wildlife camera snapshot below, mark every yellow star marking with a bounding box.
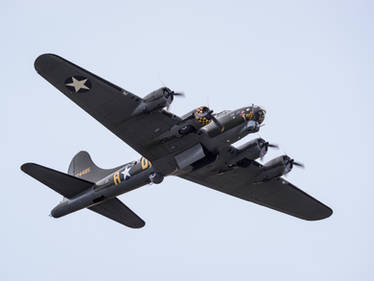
[66,77,90,93]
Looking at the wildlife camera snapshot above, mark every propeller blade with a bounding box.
[293,161,305,168]
[165,90,185,111]
[267,143,279,149]
[262,142,278,149]
[172,92,185,97]
[259,141,278,161]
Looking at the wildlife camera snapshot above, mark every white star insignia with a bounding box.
[121,166,132,180]
[65,77,90,93]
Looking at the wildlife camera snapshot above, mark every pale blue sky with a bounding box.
[2,1,373,280]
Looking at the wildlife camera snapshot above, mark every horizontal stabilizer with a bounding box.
[21,163,93,198]
[89,197,145,228]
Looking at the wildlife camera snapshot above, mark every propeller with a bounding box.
[171,91,185,97]
[267,143,279,149]
[164,88,185,110]
[259,141,279,160]
[276,145,305,169]
[291,160,305,169]
[284,156,305,174]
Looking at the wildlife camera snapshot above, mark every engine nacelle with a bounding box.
[132,87,178,115]
[227,138,271,167]
[142,87,171,112]
[193,106,214,125]
[156,106,215,142]
[180,106,215,129]
[255,155,294,182]
[182,106,213,124]
[236,138,268,160]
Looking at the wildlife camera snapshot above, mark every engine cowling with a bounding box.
[193,106,213,126]
[181,106,215,127]
[133,87,183,115]
[142,87,172,112]
[256,155,294,182]
[228,138,276,167]
[236,138,268,160]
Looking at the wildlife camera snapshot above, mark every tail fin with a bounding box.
[68,151,123,182]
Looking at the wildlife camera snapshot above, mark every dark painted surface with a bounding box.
[21,54,333,228]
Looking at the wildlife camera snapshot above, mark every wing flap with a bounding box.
[89,197,145,228]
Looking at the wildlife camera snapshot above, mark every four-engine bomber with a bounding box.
[21,54,332,228]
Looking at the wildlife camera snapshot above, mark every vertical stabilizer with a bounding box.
[68,151,123,182]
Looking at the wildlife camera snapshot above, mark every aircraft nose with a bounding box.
[242,105,266,123]
[246,105,266,124]
[256,107,266,124]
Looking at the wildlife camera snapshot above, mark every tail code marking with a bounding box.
[113,172,121,185]
[75,167,91,177]
[141,157,151,170]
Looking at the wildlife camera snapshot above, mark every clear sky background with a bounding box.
[2,1,373,280]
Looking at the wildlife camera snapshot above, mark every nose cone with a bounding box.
[245,105,266,124]
[256,107,266,124]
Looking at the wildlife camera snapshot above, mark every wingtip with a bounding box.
[20,162,35,173]
[34,53,60,74]
[130,220,146,229]
[304,205,333,221]
[323,206,333,219]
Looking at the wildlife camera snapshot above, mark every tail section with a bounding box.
[21,152,145,228]
[68,151,123,182]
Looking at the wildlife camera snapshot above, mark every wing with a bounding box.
[35,54,199,173]
[89,197,145,228]
[179,163,332,221]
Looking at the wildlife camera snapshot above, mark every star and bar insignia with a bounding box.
[121,166,132,180]
[65,76,92,93]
